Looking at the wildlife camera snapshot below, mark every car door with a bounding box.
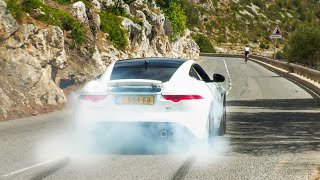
[192,64,224,102]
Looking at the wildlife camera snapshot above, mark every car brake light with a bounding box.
[79,95,106,102]
[162,95,203,102]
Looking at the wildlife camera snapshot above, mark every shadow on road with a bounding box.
[227,98,320,155]
[228,98,319,111]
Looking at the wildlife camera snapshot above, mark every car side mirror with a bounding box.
[213,74,225,82]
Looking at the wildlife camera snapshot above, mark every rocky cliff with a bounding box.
[0,0,200,120]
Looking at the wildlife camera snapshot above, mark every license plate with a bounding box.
[115,96,154,105]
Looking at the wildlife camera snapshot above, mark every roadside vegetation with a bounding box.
[99,10,128,50]
[284,24,320,69]
[5,0,23,19]
[192,34,216,53]
[156,0,187,37]
[6,0,86,47]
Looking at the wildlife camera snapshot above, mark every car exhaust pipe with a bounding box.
[169,130,175,137]
[160,131,167,138]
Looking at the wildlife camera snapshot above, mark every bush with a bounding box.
[22,0,86,46]
[52,0,92,7]
[22,0,42,12]
[276,51,285,60]
[100,11,128,50]
[252,0,265,9]
[53,0,69,5]
[123,0,135,5]
[163,2,187,36]
[192,34,216,53]
[285,24,320,68]
[216,34,226,44]
[5,0,23,19]
[259,43,270,49]
[184,2,200,28]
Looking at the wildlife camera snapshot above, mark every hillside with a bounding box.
[174,0,320,55]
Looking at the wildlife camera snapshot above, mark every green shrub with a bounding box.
[5,0,23,19]
[252,0,265,9]
[53,0,70,5]
[22,0,42,12]
[100,11,128,50]
[216,34,226,43]
[124,14,144,27]
[71,23,86,46]
[52,0,92,7]
[22,0,86,46]
[163,2,187,36]
[285,24,320,68]
[123,0,135,5]
[210,0,218,7]
[276,51,285,60]
[192,34,216,53]
[184,2,200,28]
[259,43,270,49]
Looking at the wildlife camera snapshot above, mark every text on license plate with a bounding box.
[115,96,154,105]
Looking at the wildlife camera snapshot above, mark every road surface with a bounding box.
[1,57,319,180]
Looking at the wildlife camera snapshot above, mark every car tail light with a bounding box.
[79,95,106,102]
[162,95,203,102]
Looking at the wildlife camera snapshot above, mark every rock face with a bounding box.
[0,0,200,120]
[0,0,67,119]
[172,30,200,59]
[0,0,19,40]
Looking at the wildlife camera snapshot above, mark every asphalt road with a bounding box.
[0,57,320,180]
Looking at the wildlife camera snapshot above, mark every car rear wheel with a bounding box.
[208,109,224,140]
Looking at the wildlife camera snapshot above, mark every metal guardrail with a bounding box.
[200,53,320,83]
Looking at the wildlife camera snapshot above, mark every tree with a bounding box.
[285,24,320,68]
[163,2,187,36]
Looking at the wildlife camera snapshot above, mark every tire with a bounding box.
[208,110,224,139]
[223,96,227,134]
[215,97,227,136]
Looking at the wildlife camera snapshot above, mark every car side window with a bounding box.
[189,67,203,81]
[193,64,211,82]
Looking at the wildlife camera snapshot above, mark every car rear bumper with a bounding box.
[73,111,209,141]
[93,122,196,143]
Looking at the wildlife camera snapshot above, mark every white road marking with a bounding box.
[0,158,60,177]
[223,59,232,95]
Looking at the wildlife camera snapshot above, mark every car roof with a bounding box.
[114,58,187,68]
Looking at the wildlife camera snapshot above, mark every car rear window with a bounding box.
[110,67,178,82]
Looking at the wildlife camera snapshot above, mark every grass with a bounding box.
[100,10,128,50]
[52,0,92,8]
[5,0,23,19]
[22,0,86,46]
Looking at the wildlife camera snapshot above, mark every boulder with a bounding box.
[122,18,142,44]
[22,25,66,69]
[91,0,101,11]
[71,1,88,24]
[171,29,200,60]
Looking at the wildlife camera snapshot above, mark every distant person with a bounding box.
[244,46,250,63]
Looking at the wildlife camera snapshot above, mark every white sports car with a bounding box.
[72,58,226,151]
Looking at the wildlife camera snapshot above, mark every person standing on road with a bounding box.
[244,46,250,63]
